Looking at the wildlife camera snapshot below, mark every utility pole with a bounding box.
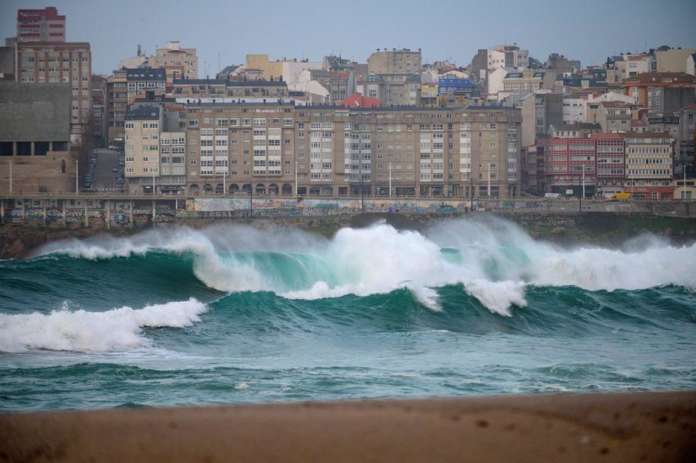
[579,166,584,213]
[249,183,253,217]
[8,159,12,194]
[487,162,491,198]
[75,159,79,195]
[389,161,392,198]
[359,153,364,212]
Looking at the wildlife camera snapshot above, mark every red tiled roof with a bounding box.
[340,94,381,108]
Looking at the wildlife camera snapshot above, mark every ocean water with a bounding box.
[1,217,695,411]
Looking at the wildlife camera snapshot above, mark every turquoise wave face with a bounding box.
[1,218,696,410]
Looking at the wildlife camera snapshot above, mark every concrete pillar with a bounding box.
[106,200,111,230]
[30,142,35,156]
[12,141,16,156]
[129,200,134,228]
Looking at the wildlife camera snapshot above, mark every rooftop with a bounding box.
[126,105,160,120]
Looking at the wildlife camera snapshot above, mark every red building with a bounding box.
[17,7,65,43]
[546,137,597,196]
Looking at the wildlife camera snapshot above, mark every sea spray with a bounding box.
[31,219,696,314]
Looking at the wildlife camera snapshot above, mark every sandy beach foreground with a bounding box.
[1,391,695,462]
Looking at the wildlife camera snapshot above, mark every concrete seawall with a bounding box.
[2,205,696,259]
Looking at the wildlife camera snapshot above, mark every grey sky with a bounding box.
[2,0,695,75]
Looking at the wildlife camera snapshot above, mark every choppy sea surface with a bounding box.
[1,217,695,411]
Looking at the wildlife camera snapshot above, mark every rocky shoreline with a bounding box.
[1,211,696,259]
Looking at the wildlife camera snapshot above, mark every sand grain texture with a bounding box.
[1,391,695,462]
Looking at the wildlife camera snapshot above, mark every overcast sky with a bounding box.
[2,0,695,75]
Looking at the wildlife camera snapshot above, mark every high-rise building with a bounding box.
[16,7,65,43]
[16,41,91,145]
[106,69,128,144]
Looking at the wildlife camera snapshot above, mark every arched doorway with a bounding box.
[282,184,293,195]
[268,184,279,195]
[255,184,266,195]
[203,184,213,194]
[229,184,240,194]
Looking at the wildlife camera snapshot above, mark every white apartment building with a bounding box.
[309,121,334,183]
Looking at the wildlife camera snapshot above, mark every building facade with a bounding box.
[624,133,674,199]
[367,49,422,75]
[15,41,91,145]
[16,7,65,43]
[123,102,522,199]
[147,41,198,80]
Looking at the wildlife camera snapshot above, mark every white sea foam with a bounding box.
[32,219,696,316]
[0,298,207,353]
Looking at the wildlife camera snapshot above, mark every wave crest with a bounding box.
[0,298,207,353]
[30,219,696,315]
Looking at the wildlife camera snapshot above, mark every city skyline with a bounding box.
[1,0,695,75]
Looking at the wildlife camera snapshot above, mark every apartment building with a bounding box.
[593,133,625,197]
[126,102,521,198]
[361,74,421,106]
[106,69,127,144]
[309,70,354,103]
[147,41,198,80]
[677,105,696,178]
[615,54,652,80]
[551,122,600,139]
[545,137,597,196]
[503,70,542,96]
[179,102,297,196]
[126,67,166,105]
[124,105,162,191]
[597,102,634,132]
[520,92,563,147]
[656,48,696,74]
[16,41,91,145]
[172,79,289,100]
[367,49,422,75]
[16,7,65,43]
[624,73,696,116]
[90,75,107,146]
[624,133,674,199]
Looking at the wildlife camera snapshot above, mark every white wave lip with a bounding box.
[31,219,696,316]
[0,298,207,353]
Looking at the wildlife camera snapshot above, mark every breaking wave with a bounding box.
[32,218,696,316]
[0,298,207,353]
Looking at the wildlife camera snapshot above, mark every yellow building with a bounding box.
[245,54,284,80]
